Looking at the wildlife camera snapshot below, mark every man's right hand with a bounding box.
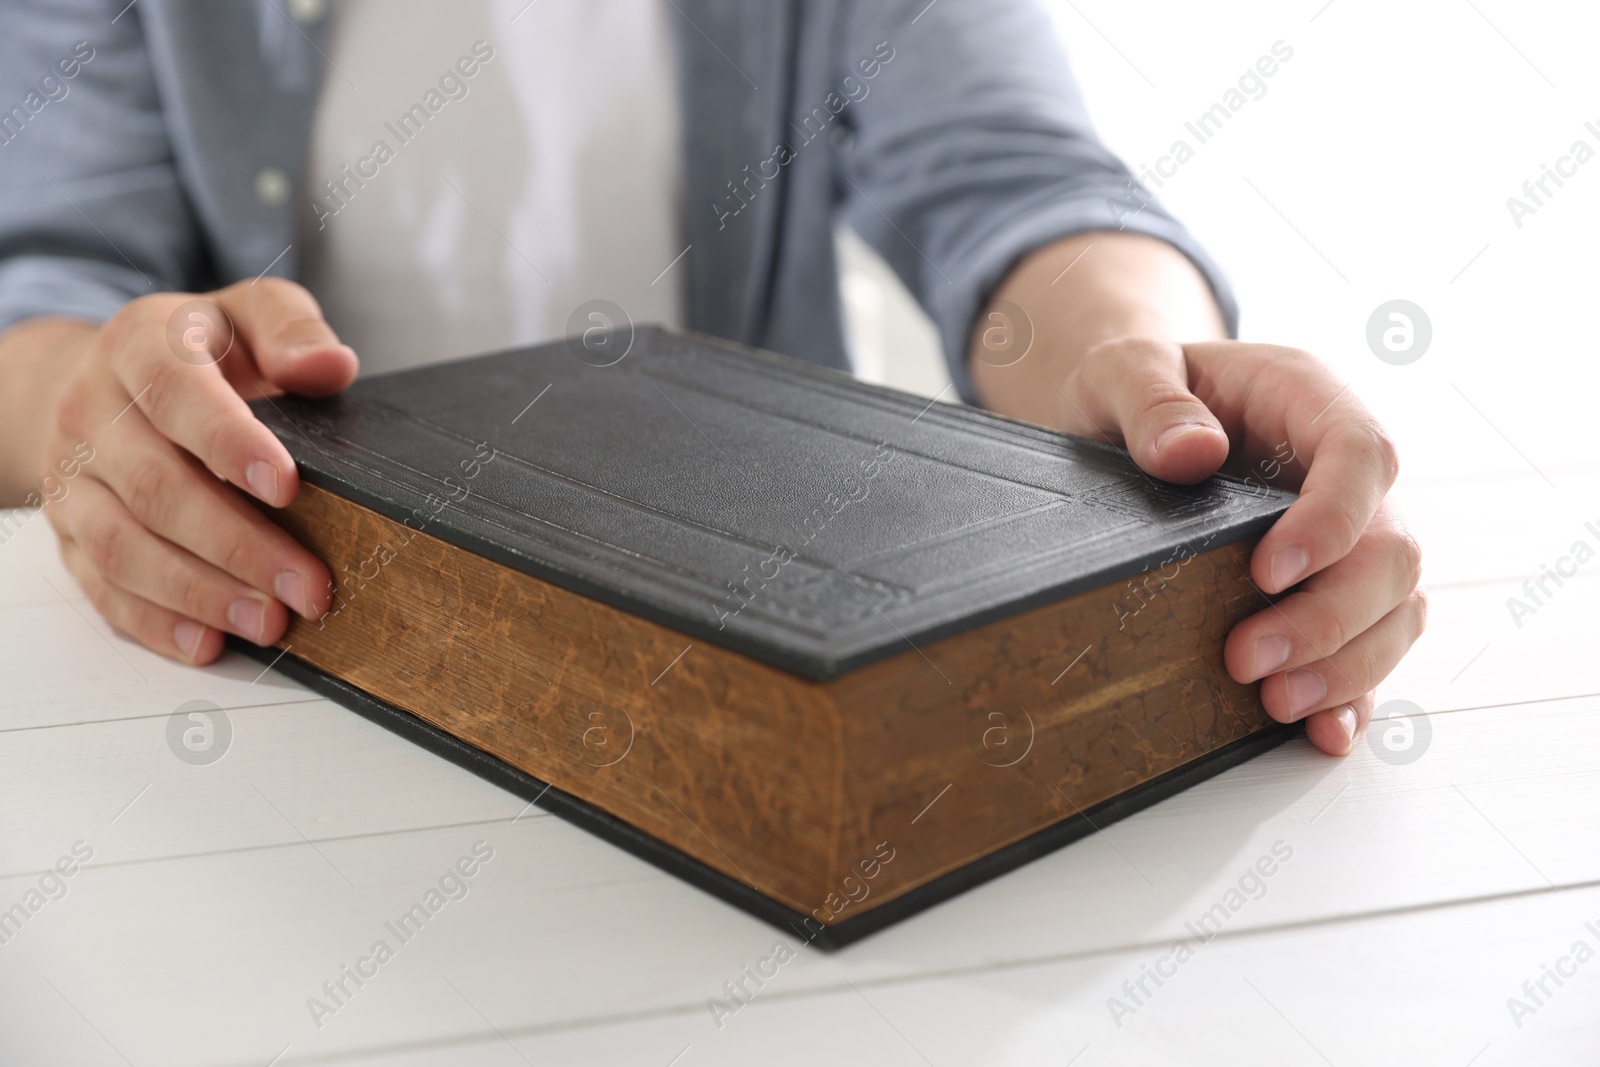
[21,278,358,664]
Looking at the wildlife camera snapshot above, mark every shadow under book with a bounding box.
[238,326,1295,948]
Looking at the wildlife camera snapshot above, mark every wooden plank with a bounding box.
[297,881,1600,1067]
[0,693,1594,1065]
[3,814,1593,1065]
[0,603,323,736]
[0,503,65,609]
[0,698,528,880]
[1380,573,1600,712]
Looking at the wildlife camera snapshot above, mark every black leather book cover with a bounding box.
[248,327,1294,680]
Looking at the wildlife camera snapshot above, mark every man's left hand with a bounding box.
[1054,336,1426,756]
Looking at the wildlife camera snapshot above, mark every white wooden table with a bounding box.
[5,2,1600,1063]
[4,430,1599,1067]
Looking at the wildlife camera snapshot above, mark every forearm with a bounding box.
[967,231,1227,429]
[0,316,97,505]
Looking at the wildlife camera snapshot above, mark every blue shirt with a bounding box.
[0,0,1235,402]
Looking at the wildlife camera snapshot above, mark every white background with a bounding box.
[850,0,1600,490]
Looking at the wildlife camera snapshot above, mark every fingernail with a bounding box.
[1154,423,1211,453]
[1286,668,1327,717]
[174,619,206,659]
[287,340,354,361]
[246,461,280,506]
[1251,635,1292,679]
[227,596,267,643]
[1333,704,1359,753]
[1270,545,1309,591]
[274,571,307,617]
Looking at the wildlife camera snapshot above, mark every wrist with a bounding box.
[968,231,1225,430]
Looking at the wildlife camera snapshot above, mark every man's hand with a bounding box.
[1,279,357,663]
[1054,336,1425,757]
[969,231,1424,757]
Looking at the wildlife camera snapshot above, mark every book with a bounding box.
[239,326,1296,947]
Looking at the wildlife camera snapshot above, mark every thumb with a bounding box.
[1075,337,1230,484]
[215,277,359,397]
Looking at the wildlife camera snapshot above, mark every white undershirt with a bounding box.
[297,0,685,375]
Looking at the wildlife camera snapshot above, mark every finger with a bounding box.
[84,396,333,618]
[104,296,301,508]
[1260,589,1428,724]
[214,277,358,396]
[60,475,290,646]
[58,536,227,665]
[1225,510,1422,683]
[1303,691,1375,757]
[1072,338,1230,484]
[1253,416,1400,594]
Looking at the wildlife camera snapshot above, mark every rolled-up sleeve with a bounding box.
[0,0,206,334]
[836,0,1238,403]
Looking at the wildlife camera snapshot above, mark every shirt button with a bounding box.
[287,0,327,23]
[253,167,291,207]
